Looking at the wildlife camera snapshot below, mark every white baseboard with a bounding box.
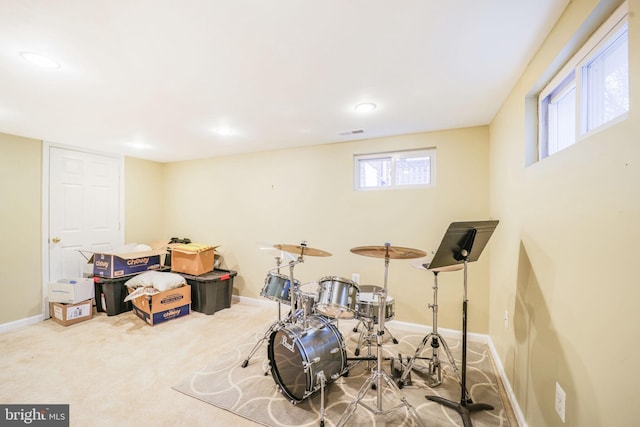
[0,313,44,334]
[233,295,280,307]
[387,319,489,344]
[234,295,486,345]
[487,339,526,426]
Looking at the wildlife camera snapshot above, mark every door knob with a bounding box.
[52,237,61,243]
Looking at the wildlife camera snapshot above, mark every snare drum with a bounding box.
[355,289,395,322]
[261,272,299,305]
[316,276,360,319]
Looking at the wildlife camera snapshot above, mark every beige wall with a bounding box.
[0,128,490,331]
[489,0,638,426]
[124,157,166,243]
[163,127,491,331]
[0,134,42,324]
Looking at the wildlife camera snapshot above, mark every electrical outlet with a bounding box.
[555,382,566,423]
[504,310,509,328]
[351,273,360,284]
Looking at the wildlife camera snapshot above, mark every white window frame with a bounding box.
[538,2,628,160]
[353,148,436,191]
[579,19,629,134]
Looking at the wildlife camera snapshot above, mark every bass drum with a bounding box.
[268,315,347,403]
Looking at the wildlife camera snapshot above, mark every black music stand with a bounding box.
[426,220,499,427]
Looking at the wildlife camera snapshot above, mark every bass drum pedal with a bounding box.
[390,354,412,387]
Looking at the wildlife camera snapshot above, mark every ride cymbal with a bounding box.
[350,245,427,259]
[273,243,332,257]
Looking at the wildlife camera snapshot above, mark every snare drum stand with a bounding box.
[398,269,461,388]
[337,244,425,427]
[353,286,398,358]
[241,256,303,369]
[354,320,398,354]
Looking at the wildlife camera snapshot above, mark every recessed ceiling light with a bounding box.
[214,128,234,136]
[354,102,377,113]
[127,142,152,150]
[20,51,61,69]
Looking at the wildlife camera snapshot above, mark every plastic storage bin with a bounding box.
[94,276,133,316]
[180,269,237,315]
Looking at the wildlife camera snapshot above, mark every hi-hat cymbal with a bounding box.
[411,258,464,273]
[350,245,427,259]
[274,243,332,257]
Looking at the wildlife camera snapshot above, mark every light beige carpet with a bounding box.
[173,315,513,427]
[0,301,277,427]
[0,300,514,426]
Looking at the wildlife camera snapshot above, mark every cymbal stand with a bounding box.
[337,245,425,427]
[398,270,461,388]
[241,256,303,369]
[275,256,282,320]
[318,371,327,427]
[287,254,310,328]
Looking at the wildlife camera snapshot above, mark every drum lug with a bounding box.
[330,347,340,354]
[302,357,320,371]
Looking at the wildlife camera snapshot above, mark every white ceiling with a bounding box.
[0,0,568,163]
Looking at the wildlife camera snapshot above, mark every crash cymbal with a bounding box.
[350,245,427,259]
[411,257,464,273]
[274,243,332,257]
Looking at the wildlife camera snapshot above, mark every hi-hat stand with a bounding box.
[337,243,427,427]
[424,221,499,427]
[397,262,463,388]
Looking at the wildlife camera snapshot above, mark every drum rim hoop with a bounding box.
[318,275,356,285]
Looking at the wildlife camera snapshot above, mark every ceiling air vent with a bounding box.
[339,129,364,136]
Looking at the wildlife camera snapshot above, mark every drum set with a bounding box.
[241,222,498,427]
[241,241,441,427]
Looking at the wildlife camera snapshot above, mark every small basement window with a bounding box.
[354,148,435,191]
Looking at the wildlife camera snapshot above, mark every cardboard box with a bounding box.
[170,244,218,276]
[130,285,191,326]
[50,300,93,326]
[92,241,168,278]
[77,249,95,278]
[49,278,95,304]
